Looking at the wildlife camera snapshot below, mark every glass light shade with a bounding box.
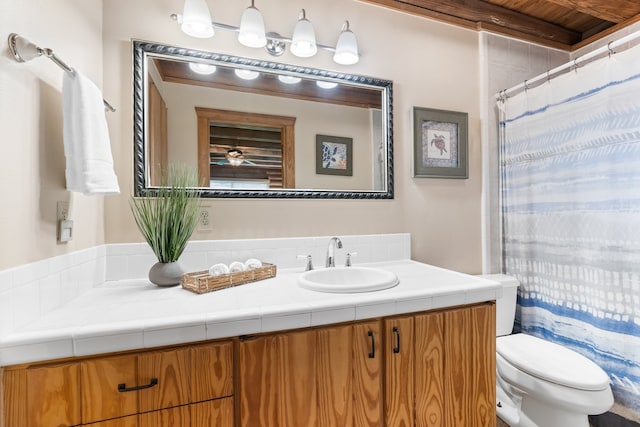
[189,62,217,75]
[278,75,301,84]
[238,5,267,48]
[181,0,214,38]
[234,69,260,80]
[290,10,317,58]
[333,25,359,65]
[316,81,338,89]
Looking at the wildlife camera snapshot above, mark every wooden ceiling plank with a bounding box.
[542,0,640,23]
[361,0,581,45]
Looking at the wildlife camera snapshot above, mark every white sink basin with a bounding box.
[298,267,399,293]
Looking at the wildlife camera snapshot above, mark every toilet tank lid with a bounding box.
[497,334,610,391]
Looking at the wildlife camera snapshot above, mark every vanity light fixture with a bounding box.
[188,62,217,74]
[172,0,360,65]
[234,69,260,80]
[181,0,215,38]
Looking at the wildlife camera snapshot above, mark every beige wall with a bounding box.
[103,0,484,273]
[0,0,105,270]
[0,0,484,273]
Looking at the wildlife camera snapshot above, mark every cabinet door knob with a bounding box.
[367,330,375,359]
[117,378,158,392]
[392,326,400,354]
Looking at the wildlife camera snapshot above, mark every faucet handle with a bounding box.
[297,254,314,271]
[345,252,358,267]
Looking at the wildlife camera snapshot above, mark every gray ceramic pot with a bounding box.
[148,261,184,287]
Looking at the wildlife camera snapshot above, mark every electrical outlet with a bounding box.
[57,201,69,221]
[197,205,213,231]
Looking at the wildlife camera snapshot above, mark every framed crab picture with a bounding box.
[316,134,353,176]
[413,107,468,179]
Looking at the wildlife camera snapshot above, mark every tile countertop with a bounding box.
[0,260,501,366]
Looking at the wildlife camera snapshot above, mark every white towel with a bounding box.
[244,258,263,270]
[208,263,230,277]
[62,71,120,195]
[229,261,247,273]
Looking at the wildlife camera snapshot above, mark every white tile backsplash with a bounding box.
[0,234,410,337]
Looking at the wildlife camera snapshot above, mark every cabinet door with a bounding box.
[190,341,234,403]
[81,354,138,424]
[138,347,190,412]
[83,415,137,426]
[384,316,414,427]
[414,312,444,427]
[444,304,496,427]
[2,363,81,427]
[353,321,383,427]
[191,397,234,427]
[239,330,318,427]
[138,404,190,426]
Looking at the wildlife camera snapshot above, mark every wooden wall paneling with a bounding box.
[81,355,138,424]
[316,325,354,427]
[384,316,414,426]
[190,342,234,403]
[353,321,383,427]
[414,313,445,427]
[138,347,190,413]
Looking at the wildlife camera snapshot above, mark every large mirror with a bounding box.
[133,40,393,198]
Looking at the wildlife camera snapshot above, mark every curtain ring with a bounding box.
[573,59,580,72]
[524,79,530,91]
[608,41,615,58]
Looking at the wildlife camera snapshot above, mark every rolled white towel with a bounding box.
[229,261,247,273]
[244,258,263,270]
[208,263,230,277]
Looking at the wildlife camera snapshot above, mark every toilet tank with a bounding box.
[478,274,519,337]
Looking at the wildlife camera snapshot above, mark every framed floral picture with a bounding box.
[316,134,353,176]
[413,107,468,179]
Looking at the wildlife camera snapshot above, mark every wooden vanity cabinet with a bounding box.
[238,320,383,427]
[1,340,234,427]
[384,302,496,427]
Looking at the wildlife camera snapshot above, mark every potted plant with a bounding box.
[129,165,201,286]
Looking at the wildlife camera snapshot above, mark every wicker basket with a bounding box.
[181,263,277,294]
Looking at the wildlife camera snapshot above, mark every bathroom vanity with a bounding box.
[0,259,499,427]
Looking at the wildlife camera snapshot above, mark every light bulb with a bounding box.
[189,62,217,75]
[235,69,260,80]
[238,1,267,48]
[333,21,359,65]
[290,9,317,58]
[317,81,338,89]
[181,0,214,38]
[278,75,302,84]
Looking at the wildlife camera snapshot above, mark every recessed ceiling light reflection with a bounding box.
[316,81,338,89]
[188,62,217,75]
[235,69,260,80]
[278,75,302,84]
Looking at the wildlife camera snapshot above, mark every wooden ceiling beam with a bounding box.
[360,0,582,46]
[542,0,640,23]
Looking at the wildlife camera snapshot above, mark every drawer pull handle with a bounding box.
[368,330,375,359]
[392,326,400,354]
[118,378,158,392]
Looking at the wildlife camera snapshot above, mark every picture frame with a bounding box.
[316,134,353,176]
[412,107,468,179]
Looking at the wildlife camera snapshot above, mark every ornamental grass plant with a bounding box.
[129,165,201,263]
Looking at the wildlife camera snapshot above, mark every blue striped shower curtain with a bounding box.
[499,47,640,422]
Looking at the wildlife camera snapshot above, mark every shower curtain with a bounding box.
[499,46,640,422]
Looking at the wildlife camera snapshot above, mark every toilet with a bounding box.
[481,274,614,427]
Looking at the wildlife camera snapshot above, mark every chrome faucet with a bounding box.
[325,237,343,268]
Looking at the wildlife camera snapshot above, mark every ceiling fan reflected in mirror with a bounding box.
[216,148,257,166]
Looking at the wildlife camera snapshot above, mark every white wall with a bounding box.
[103,0,484,273]
[0,0,105,270]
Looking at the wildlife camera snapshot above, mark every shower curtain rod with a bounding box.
[7,33,116,112]
[498,30,640,100]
